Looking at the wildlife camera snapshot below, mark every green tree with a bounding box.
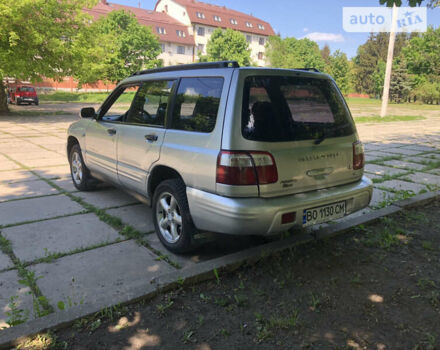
[73,10,162,86]
[389,60,412,103]
[0,0,97,113]
[327,50,351,94]
[372,60,386,98]
[266,36,325,70]
[321,44,331,65]
[205,28,251,66]
[353,32,409,95]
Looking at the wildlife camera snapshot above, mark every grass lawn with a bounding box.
[20,200,440,349]
[38,91,135,104]
[353,115,426,123]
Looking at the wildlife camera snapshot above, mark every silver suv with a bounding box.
[67,61,372,253]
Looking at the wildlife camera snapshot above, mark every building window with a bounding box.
[246,35,251,43]
[246,22,253,28]
[258,24,265,30]
[258,52,264,60]
[177,46,185,54]
[160,43,165,52]
[197,43,204,54]
[208,28,213,33]
[197,26,205,36]
[156,27,166,34]
[213,15,221,22]
[176,30,186,37]
[259,37,265,45]
[230,18,237,25]
[196,11,205,19]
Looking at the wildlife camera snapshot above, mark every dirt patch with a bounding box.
[22,200,440,349]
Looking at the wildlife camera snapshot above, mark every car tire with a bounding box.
[152,179,197,253]
[35,101,39,106]
[69,144,96,191]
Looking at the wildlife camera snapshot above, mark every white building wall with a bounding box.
[159,42,194,66]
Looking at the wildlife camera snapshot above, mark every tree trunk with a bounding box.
[0,79,9,114]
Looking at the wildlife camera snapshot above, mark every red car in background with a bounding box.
[8,85,39,105]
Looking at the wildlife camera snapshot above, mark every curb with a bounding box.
[1,191,439,348]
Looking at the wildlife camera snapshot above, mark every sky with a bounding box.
[114,0,440,58]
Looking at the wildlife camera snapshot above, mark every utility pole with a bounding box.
[380,4,399,118]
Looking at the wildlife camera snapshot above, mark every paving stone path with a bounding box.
[0,107,439,330]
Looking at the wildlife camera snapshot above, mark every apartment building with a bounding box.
[154,0,275,66]
[87,1,195,66]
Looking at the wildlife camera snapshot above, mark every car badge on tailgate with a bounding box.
[306,167,334,178]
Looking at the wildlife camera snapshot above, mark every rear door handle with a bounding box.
[107,128,117,136]
[145,134,158,142]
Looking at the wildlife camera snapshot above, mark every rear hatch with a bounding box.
[220,71,363,198]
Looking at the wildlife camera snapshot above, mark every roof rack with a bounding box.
[294,68,320,72]
[132,61,240,76]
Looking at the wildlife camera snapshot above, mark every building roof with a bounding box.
[86,1,194,45]
[162,0,275,37]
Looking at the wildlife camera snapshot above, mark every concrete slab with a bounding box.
[0,159,21,171]
[382,160,426,171]
[379,180,427,194]
[7,151,59,161]
[52,178,77,193]
[20,157,67,168]
[429,169,440,176]
[369,188,395,208]
[0,269,33,329]
[400,145,438,153]
[106,204,154,234]
[363,151,399,160]
[0,195,83,227]
[364,173,382,180]
[0,180,59,202]
[0,251,14,271]
[405,156,431,164]
[30,240,174,308]
[3,213,122,263]
[75,188,139,209]
[385,148,424,156]
[419,153,440,161]
[404,172,440,187]
[365,164,407,176]
[33,165,71,179]
[0,170,38,183]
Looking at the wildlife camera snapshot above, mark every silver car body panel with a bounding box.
[187,176,372,235]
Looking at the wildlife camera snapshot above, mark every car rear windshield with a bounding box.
[242,76,354,142]
[18,87,35,92]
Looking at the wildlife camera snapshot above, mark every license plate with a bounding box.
[303,201,346,226]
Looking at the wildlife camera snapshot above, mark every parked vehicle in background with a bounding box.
[67,61,373,253]
[8,85,39,105]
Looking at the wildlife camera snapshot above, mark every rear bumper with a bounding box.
[187,176,373,235]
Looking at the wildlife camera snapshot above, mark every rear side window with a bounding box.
[171,77,223,133]
[242,76,354,142]
[127,80,175,126]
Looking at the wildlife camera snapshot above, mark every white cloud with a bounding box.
[302,32,345,42]
[303,27,309,32]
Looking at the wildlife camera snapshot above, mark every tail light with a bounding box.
[353,141,364,170]
[216,150,278,185]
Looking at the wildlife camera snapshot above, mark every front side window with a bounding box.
[126,80,175,126]
[101,86,139,122]
[242,76,354,142]
[171,77,224,133]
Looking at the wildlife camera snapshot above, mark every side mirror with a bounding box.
[80,107,96,119]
